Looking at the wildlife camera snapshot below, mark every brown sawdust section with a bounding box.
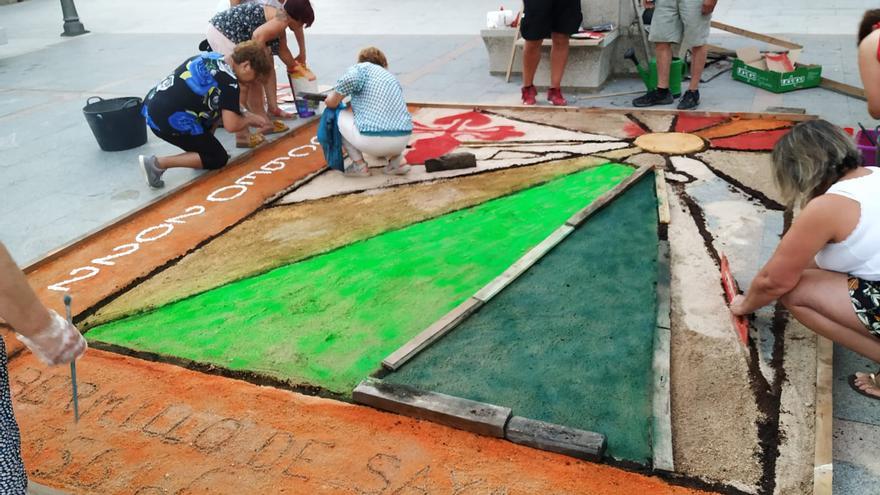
[12,350,712,495]
[12,125,325,356]
[696,120,792,140]
[84,156,608,328]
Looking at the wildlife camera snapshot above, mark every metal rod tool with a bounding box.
[62,294,79,423]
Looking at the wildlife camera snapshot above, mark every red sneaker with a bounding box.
[547,87,568,106]
[521,85,537,105]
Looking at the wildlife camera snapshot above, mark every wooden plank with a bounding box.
[353,379,512,438]
[474,225,574,303]
[410,102,816,123]
[566,165,653,227]
[505,416,606,462]
[710,21,802,50]
[655,168,671,225]
[813,336,833,495]
[820,77,866,101]
[652,241,674,472]
[382,297,483,370]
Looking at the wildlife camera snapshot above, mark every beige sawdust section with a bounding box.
[84,157,608,328]
[775,320,818,495]
[489,108,643,139]
[697,149,786,207]
[627,153,667,170]
[668,190,763,491]
[631,112,676,133]
[596,147,643,160]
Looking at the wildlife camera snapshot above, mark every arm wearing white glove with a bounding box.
[0,243,86,366]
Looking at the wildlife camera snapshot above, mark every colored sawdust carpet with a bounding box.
[86,164,634,394]
[385,175,659,464]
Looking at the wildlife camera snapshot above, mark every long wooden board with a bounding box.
[409,101,816,122]
[710,21,802,50]
[812,336,833,495]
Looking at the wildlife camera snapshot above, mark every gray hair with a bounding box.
[771,120,860,207]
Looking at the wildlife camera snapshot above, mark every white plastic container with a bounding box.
[486,8,516,29]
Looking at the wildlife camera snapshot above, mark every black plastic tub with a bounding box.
[83,96,147,152]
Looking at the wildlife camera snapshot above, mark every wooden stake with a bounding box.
[812,336,834,495]
[505,6,523,83]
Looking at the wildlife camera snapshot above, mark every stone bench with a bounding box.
[481,27,620,90]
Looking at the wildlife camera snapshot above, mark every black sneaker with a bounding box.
[677,90,700,110]
[632,89,674,107]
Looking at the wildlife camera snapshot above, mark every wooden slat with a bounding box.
[820,77,866,101]
[813,336,833,495]
[410,102,816,122]
[652,241,674,472]
[655,168,671,225]
[382,298,483,370]
[474,226,574,303]
[566,165,653,227]
[710,21,802,50]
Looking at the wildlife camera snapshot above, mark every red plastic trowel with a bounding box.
[721,254,749,346]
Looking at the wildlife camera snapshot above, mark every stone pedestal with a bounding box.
[480,0,649,90]
[481,28,620,90]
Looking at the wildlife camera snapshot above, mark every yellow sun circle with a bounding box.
[634,132,706,155]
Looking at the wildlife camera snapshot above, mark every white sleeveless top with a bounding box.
[815,167,880,281]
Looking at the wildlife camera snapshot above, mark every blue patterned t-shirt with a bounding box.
[335,62,413,136]
[142,52,241,137]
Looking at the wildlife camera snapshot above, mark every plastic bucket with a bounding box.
[295,99,315,118]
[856,130,880,167]
[83,96,147,152]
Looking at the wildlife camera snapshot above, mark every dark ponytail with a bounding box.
[858,9,880,45]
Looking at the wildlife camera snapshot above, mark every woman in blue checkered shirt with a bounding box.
[324,47,413,177]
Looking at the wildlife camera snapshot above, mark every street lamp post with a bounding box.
[60,0,88,37]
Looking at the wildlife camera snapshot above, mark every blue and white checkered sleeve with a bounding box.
[335,65,365,96]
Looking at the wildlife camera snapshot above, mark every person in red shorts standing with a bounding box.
[520,0,583,106]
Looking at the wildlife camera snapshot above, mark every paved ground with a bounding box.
[1,0,879,492]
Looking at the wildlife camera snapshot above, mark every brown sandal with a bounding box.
[262,120,289,135]
[269,107,297,119]
[236,133,266,149]
[848,371,880,401]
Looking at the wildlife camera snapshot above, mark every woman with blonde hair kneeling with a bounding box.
[324,47,413,177]
[731,120,880,400]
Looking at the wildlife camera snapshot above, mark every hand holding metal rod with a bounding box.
[62,295,80,423]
